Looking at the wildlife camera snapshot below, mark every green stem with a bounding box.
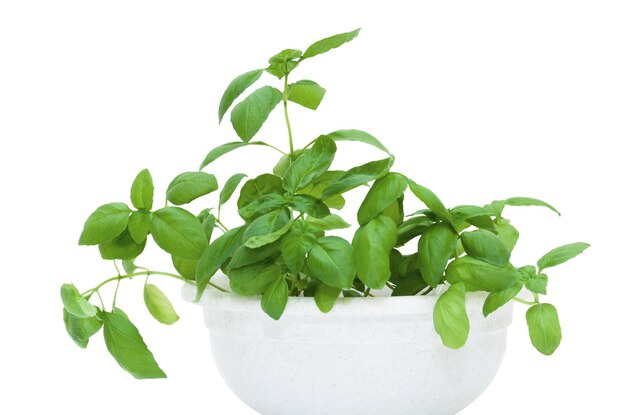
[533,292,540,303]
[363,287,371,297]
[112,278,121,309]
[96,290,106,311]
[216,218,229,232]
[513,296,537,306]
[263,142,288,155]
[283,74,295,158]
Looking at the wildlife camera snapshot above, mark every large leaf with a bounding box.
[78,203,131,246]
[314,282,342,313]
[284,135,336,193]
[150,207,208,260]
[407,180,455,226]
[99,229,147,260]
[326,129,390,154]
[461,229,511,267]
[166,172,218,205]
[261,275,289,320]
[526,303,562,355]
[417,223,458,287]
[302,28,361,59]
[537,242,590,272]
[229,261,282,295]
[199,141,276,170]
[281,221,318,274]
[130,168,154,211]
[128,211,151,244]
[433,282,470,349]
[63,309,102,348]
[288,80,326,110]
[357,173,407,225]
[103,309,166,379]
[483,282,523,317]
[144,284,179,325]
[61,283,97,318]
[231,86,283,142]
[218,69,263,123]
[306,236,356,289]
[288,194,330,218]
[243,208,292,248]
[321,157,394,200]
[445,256,520,292]
[353,215,397,289]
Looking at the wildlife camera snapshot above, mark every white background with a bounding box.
[1,1,625,414]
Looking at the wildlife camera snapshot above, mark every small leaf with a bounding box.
[392,274,428,297]
[238,194,285,222]
[288,194,330,218]
[417,223,458,287]
[526,303,562,355]
[407,180,455,226]
[434,282,470,349]
[99,229,147,260]
[287,80,326,110]
[495,197,561,216]
[166,172,218,205]
[219,173,247,207]
[128,211,151,244]
[130,169,154,211]
[314,282,342,313]
[218,69,263,123]
[306,236,356,289]
[78,203,131,246]
[302,28,361,59]
[306,214,351,231]
[63,309,103,349]
[237,174,284,210]
[242,208,292,248]
[395,216,433,247]
[150,207,208,260]
[446,256,520,292]
[229,261,282,295]
[461,229,511,267]
[537,242,590,272]
[122,259,137,274]
[284,135,336,193]
[525,273,548,295]
[281,221,318,274]
[494,218,519,251]
[321,157,394,200]
[61,284,97,318]
[326,129,391,154]
[261,276,289,320]
[268,49,302,64]
[357,173,407,225]
[353,215,397,289]
[298,170,346,209]
[231,86,283,141]
[199,141,275,170]
[483,282,523,317]
[103,309,166,379]
[144,284,179,325]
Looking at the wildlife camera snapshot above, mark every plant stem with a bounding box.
[363,287,371,297]
[513,296,537,306]
[216,218,229,232]
[533,292,540,303]
[283,74,295,158]
[112,278,121,309]
[263,142,288,155]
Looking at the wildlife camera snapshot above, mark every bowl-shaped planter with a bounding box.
[183,277,513,415]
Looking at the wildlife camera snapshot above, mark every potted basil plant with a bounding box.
[61,29,590,415]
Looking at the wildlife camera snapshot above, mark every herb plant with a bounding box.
[61,29,590,379]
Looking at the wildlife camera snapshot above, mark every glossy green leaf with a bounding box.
[229,261,282,295]
[445,256,520,292]
[128,211,151,244]
[391,274,428,296]
[219,173,247,207]
[395,216,433,247]
[357,173,407,225]
[171,255,198,280]
[306,214,350,231]
[166,172,218,205]
[199,141,276,170]
[99,229,146,260]
[78,203,131,246]
[150,207,208,260]
[503,197,561,216]
[281,221,318,274]
[298,170,346,209]
[494,218,519,251]
[326,129,390,154]
[63,309,102,348]
[130,169,154,211]
[265,60,297,79]
[407,180,455,226]
[144,284,179,325]
[243,208,292,248]
[237,174,284,209]
[382,195,404,225]
[261,276,289,320]
[321,157,394,199]
[198,210,217,242]
[302,28,361,59]
[284,135,336,193]
[417,223,458,287]
[526,303,562,355]
[231,86,283,141]
[483,282,523,317]
[314,282,342,313]
[461,229,511,267]
[288,194,330,218]
[103,309,166,379]
[238,194,285,222]
[525,273,548,295]
[218,69,263,123]
[288,80,326,110]
[537,242,590,272]
[353,215,397,289]
[229,240,282,270]
[306,236,356,289]
[268,49,302,64]
[433,282,470,349]
[61,283,97,318]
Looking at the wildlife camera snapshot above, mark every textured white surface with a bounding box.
[183,278,513,415]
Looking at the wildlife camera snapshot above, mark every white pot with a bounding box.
[183,276,513,415]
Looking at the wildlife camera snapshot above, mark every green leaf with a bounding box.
[265,61,297,79]
[195,226,245,300]
[150,207,208,260]
[446,256,520,292]
[483,282,523,317]
[63,308,103,348]
[306,214,351,231]
[284,135,336,193]
[237,174,284,209]
[288,80,326,110]
[231,86,283,141]
[537,242,590,272]
[103,309,166,379]
[219,173,247,207]
[321,158,394,199]
[461,229,511,267]
[417,223,458,287]
[494,218,519,251]
[407,180,455,226]
[395,216,433,247]
[261,275,289,320]
[171,255,198,280]
[326,129,391,154]
[218,69,263,123]
[306,236,356,289]
[198,210,217,241]
[357,173,407,225]
[229,261,282,295]
[433,282,470,349]
[281,221,318,274]
[288,194,330,218]
[99,229,147,260]
[243,208,292,248]
[314,282,342,313]
[353,215,397,289]
[392,274,428,296]
[229,240,282,270]
[302,28,361,59]
[525,273,548,295]
[268,49,302,64]
[128,211,151,244]
[238,194,286,222]
[199,141,276,170]
[298,170,346,209]
[382,195,404,225]
[122,259,137,274]
[526,303,562,355]
[144,284,179,325]
[78,203,131,245]
[503,197,561,216]
[130,169,154,211]
[61,284,97,318]
[166,172,218,205]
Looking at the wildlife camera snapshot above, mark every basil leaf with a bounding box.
[537,242,590,272]
[288,194,330,218]
[302,28,361,59]
[306,236,356,289]
[229,261,282,295]
[483,282,523,317]
[122,259,137,274]
[171,255,198,280]
[103,309,166,379]
[130,168,154,211]
[218,69,263,123]
[150,207,208,260]
[433,282,470,349]
[306,214,350,231]
[63,308,103,348]
[144,284,179,325]
[237,174,284,209]
[284,135,336,193]
[231,86,283,141]
[407,180,455,226]
[357,173,407,225]
[265,61,297,79]
[229,240,282,270]
[314,282,342,313]
[99,229,147,260]
[199,211,217,242]
[61,283,97,318]
[238,194,286,222]
[392,274,428,297]
[445,256,520,292]
[261,275,289,320]
[417,223,458,287]
[395,216,433,247]
[298,170,346,209]
[525,273,548,295]
[494,218,519,251]
[526,303,562,355]
[353,215,397,289]
[326,129,391,154]
[281,221,318,274]
[268,49,302,64]
[199,141,276,170]
[288,80,326,110]
[128,211,151,244]
[320,157,394,199]
[166,172,218,205]
[461,229,511,267]
[243,208,292,248]
[502,197,561,216]
[219,173,247,207]
[78,203,131,246]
